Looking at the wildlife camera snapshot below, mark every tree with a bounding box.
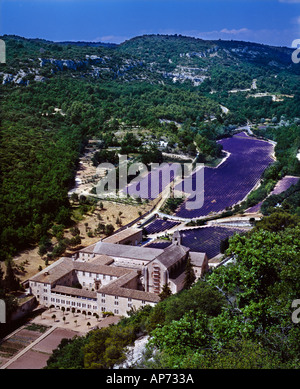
[69,234,81,246]
[149,310,211,357]
[46,336,87,369]
[83,325,135,369]
[104,224,115,236]
[254,210,300,233]
[162,280,226,324]
[96,223,105,234]
[55,206,71,226]
[70,192,79,203]
[38,243,48,257]
[183,256,196,290]
[220,237,230,254]
[70,226,80,236]
[159,283,172,301]
[0,267,5,300]
[208,224,300,336]
[4,259,20,292]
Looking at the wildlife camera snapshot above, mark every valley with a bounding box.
[0,33,300,370]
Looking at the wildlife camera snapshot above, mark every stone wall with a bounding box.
[10,296,38,321]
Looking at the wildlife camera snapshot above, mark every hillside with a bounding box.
[2,33,300,120]
[0,34,299,263]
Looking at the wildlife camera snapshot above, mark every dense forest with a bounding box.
[1,34,299,264]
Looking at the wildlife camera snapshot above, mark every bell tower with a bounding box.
[172,230,181,245]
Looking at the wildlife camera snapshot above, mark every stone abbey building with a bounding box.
[29,228,208,317]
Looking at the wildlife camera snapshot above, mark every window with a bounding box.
[102,293,105,297]
[101,299,105,303]
[114,301,119,306]
[114,309,119,314]
[128,298,132,302]
[128,303,132,308]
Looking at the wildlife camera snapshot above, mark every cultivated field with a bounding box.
[147,225,247,259]
[175,132,274,218]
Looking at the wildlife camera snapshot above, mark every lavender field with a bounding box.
[124,163,181,200]
[146,226,245,259]
[175,132,274,218]
[269,175,299,195]
[246,175,300,213]
[143,218,181,235]
[122,132,274,219]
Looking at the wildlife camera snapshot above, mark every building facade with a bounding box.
[29,230,208,317]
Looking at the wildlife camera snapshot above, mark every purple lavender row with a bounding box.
[175,133,274,218]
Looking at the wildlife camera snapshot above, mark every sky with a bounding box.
[0,0,300,47]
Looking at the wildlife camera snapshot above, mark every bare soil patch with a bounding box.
[6,349,50,369]
[10,199,155,283]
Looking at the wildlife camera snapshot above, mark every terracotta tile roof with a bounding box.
[73,260,132,277]
[29,255,132,285]
[154,243,189,268]
[99,272,160,303]
[169,271,186,286]
[189,252,208,267]
[29,257,73,284]
[51,285,97,299]
[90,241,164,261]
[102,227,142,244]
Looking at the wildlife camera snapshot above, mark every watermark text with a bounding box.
[292,39,300,64]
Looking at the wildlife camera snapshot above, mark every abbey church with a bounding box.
[29,228,208,317]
